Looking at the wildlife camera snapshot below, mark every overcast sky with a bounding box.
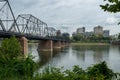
[10,0,120,35]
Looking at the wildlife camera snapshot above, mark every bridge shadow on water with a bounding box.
[28,43,69,68]
[37,47,69,68]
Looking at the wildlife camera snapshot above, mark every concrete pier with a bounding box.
[61,41,66,47]
[38,40,53,51]
[37,40,70,52]
[53,41,61,49]
[20,37,28,57]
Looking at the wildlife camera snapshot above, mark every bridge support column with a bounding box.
[38,40,53,51]
[65,42,70,46]
[61,41,66,47]
[53,41,61,49]
[20,37,28,57]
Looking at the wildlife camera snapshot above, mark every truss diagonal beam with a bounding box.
[0,0,20,32]
[10,14,57,38]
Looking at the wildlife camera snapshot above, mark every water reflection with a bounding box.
[28,43,120,73]
[38,51,53,67]
[28,43,40,62]
[72,45,109,51]
[109,45,120,72]
[72,45,110,63]
[37,47,69,68]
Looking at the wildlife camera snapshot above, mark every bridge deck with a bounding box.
[0,30,67,41]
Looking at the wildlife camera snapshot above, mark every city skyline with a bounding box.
[73,26,109,37]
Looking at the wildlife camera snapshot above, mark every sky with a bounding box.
[9,0,120,35]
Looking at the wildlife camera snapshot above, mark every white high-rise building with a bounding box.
[94,26,103,35]
[76,27,85,34]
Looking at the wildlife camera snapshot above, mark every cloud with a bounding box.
[6,0,120,35]
[106,17,118,24]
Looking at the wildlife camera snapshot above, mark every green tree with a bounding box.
[0,36,38,79]
[73,34,83,41]
[118,33,120,39]
[87,61,114,80]
[100,0,120,24]
[0,36,21,60]
[100,0,120,13]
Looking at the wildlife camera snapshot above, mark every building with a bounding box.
[103,30,109,37]
[94,26,103,36]
[72,32,76,37]
[73,26,110,38]
[62,33,70,40]
[56,30,61,37]
[76,27,85,35]
[85,32,93,37]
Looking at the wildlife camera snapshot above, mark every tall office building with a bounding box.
[76,27,85,34]
[94,26,103,36]
[103,30,109,37]
[56,30,61,37]
[72,32,76,36]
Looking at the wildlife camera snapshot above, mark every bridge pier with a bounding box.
[53,41,61,49]
[61,41,66,47]
[20,37,28,57]
[38,40,53,51]
[37,40,69,52]
[65,42,70,46]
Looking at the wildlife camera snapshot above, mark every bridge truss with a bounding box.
[10,14,57,37]
[0,0,57,39]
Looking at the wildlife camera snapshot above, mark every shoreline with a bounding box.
[71,42,110,45]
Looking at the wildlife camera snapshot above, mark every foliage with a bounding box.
[64,65,87,80]
[0,36,21,60]
[62,33,70,41]
[100,0,120,24]
[87,61,114,80]
[118,33,120,39]
[72,34,111,43]
[0,36,38,79]
[73,34,84,41]
[33,62,119,80]
[0,36,120,80]
[0,56,37,79]
[38,67,64,80]
[100,0,120,13]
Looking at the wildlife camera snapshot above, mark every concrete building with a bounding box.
[103,30,109,37]
[72,32,76,37]
[85,32,94,37]
[76,27,85,34]
[94,26,103,36]
[56,30,61,37]
[62,33,70,39]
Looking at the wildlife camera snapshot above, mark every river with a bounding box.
[28,43,120,73]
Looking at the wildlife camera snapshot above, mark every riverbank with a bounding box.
[71,42,110,45]
[4,62,120,80]
[1,37,120,80]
